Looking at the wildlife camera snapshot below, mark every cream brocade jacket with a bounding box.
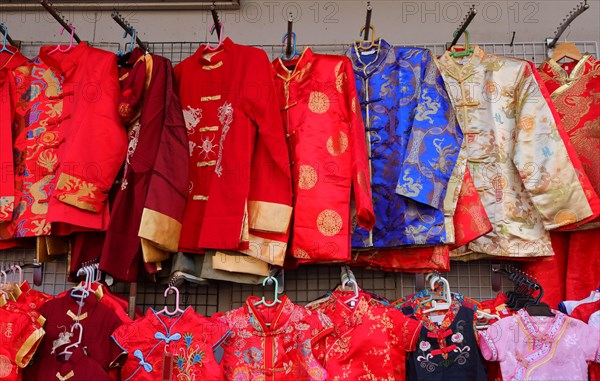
[436,46,592,259]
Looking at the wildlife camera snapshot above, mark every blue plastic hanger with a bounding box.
[0,23,15,55]
[280,32,298,61]
[117,28,136,57]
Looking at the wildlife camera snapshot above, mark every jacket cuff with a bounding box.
[138,208,182,252]
[248,200,292,234]
[54,173,106,213]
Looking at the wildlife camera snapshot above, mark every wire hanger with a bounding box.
[0,23,15,55]
[254,276,281,308]
[156,285,185,316]
[48,23,76,55]
[206,1,225,51]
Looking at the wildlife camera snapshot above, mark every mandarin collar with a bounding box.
[272,47,315,81]
[438,45,485,74]
[348,38,392,78]
[246,294,293,333]
[38,42,89,75]
[193,37,233,65]
[328,290,371,326]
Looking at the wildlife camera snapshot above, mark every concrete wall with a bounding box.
[1,0,599,49]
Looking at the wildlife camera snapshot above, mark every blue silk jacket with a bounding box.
[348,40,463,248]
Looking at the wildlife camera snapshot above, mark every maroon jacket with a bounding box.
[100,49,189,281]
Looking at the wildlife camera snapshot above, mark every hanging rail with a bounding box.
[363,2,373,41]
[111,10,148,52]
[448,4,477,49]
[211,1,221,41]
[40,0,81,43]
[284,12,294,58]
[0,23,18,48]
[547,0,590,49]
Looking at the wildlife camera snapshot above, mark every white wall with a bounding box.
[2,0,600,51]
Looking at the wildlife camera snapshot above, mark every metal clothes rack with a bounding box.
[0,23,20,49]
[39,0,81,43]
[448,4,477,50]
[111,10,148,53]
[547,0,590,49]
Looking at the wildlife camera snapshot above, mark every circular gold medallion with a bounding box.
[317,209,343,237]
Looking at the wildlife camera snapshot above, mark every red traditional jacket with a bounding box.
[0,48,28,226]
[272,49,375,262]
[0,308,44,381]
[175,38,293,265]
[100,49,189,281]
[309,290,422,381]
[24,294,124,380]
[0,43,127,240]
[539,55,600,229]
[215,295,334,381]
[112,307,229,381]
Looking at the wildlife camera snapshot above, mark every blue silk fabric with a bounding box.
[348,41,463,248]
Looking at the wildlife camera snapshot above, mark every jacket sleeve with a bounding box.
[138,59,190,257]
[53,53,127,213]
[512,63,592,229]
[245,50,293,236]
[341,58,375,231]
[395,50,463,211]
[0,69,15,221]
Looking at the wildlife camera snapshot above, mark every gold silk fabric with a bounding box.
[436,46,592,259]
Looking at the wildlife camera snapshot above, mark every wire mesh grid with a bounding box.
[133,40,598,65]
[3,39,595,316]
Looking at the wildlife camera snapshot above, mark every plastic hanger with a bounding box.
[11,265,23,285]
[475,309,500,330]
[206,23,225,51]
[0,23,15,55]
[423,275,452,313]
[48,24,76,55]
[450,29,473,57]
[341,278,360,308]
[524,284,554,317]
[117,28,136,57]
[156,286,185,316]
[58,322,83,359]
[70,266,90,300]
[280,32,298,61]
[254,276,281,308]
[551,41,583,62]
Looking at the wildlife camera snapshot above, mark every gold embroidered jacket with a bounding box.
[437,46,592,259]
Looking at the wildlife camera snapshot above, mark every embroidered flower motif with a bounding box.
[451,332,464,343]
[215,102,234,177]
[419,341,431,351]
[183,106,202,134]
[184,332,193,348]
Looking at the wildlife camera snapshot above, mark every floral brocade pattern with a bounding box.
[348,42,463,248]
[437,46,592,258]
[216,296,333,381]
[539,55,600,227]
